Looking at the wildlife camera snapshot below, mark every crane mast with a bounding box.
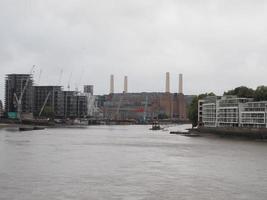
[14,65,36,121]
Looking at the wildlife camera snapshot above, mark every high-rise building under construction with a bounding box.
[5,74,33,114]
[33,86,64,118]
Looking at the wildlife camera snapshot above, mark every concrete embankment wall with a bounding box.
[198,127,267,139]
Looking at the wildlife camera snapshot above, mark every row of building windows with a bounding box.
[199,96,267,128]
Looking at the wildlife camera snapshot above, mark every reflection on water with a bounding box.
[0,125,267,200]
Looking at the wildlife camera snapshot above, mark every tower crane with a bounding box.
[37,69,42,85]
[67,72,72,91]
[58,69,63,86]
[75,68,85,92]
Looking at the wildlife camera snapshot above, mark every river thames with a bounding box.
[0,125,267,200]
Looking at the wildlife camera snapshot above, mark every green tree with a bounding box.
[188,93,215,127]
[188,96,198,127]
[255,86,267,101]
[224,86,255,98]
[42,106,55,119]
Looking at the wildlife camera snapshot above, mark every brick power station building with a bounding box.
[101,73,187,122]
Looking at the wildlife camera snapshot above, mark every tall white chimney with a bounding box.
[165,72,170,93]
[110,74,114,94]
[124,76,128,93]
[179,73,183,94]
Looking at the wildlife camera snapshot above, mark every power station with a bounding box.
[166,72,170,93]
[110,74,114,94]
[124,76,128,93]
[101,72,187,122]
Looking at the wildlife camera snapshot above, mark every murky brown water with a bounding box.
[0,125,267,200]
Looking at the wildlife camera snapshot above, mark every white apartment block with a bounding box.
[239,101,267,128]
[201,96,217,127]
[198,96,267,128]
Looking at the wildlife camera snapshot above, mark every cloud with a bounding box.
[1,0,267,101]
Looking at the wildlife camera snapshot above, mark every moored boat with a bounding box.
[19,126,45,131]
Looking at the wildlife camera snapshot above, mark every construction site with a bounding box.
[5,73,34,120]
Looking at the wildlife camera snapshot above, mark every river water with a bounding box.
[0,125,266,200]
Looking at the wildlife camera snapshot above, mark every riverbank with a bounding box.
[0,123,10,129]
[197,127,267,140]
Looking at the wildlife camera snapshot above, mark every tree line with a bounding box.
[188,86,267,127]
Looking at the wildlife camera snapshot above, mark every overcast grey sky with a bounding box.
[1,0,267,101]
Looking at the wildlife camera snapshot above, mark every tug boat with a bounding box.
[150,121,161,130]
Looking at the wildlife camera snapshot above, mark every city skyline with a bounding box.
[1,1,267,101]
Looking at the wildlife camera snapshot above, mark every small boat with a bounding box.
[33,126,45,130]
[150,121,161,130]
[19,126,45,131]
[19,126,34,131]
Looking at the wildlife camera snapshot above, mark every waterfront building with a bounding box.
[64,91,78,118]
[33,86,64,118]
[63,91,88,118]
[216,96,252,127]
[101,92,189,122]
[5,74,34,115]
[201,96,217,127]
[0,100,3,118]
[173,93,187,120]
[239,101,267,128]
[198,96,267,128]
[76,95,87,118]
[83,85,100,117]
[100,72,189,122]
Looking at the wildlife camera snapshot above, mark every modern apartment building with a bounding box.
[64,91,78,118]
[63,91,88,118]
[76,95,88,118]
[33,86,64,118]
[5,74,33,114]
[0,100,3,118]
[239,101,267,128]
[199,96,267,128]
[216,96,252,127]
[201,96,217,127]
[84,85,94,95]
